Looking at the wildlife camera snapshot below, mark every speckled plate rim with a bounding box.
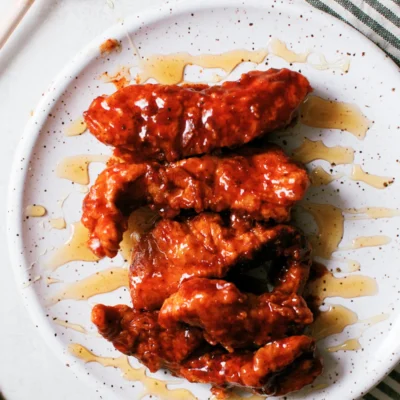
[7,0,400,399]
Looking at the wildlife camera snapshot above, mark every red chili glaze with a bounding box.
[84,69,312,162]
[130,214,312,311]
[82,145,310,258]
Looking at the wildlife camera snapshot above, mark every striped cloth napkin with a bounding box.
[305,1,400,398]
[306,0,400,66]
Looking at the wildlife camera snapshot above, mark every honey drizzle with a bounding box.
[308,53,350,73]
[139,49,268,85]
[301,202,344,259]
[65,117,87,137]
[340,235,391,250]
[56,155,109,185]
[327,313,389,352]
[69,344,196,399]
[54,319,87,334]
[311,305,358,341]
[345,207,400,220]
[50,217,66,230]
[268,38,309,63]
[45,222,99,272]
[292,139,354,165]
[310,166,344,187]
[307,271,378,301]
[350,164,394,189]
[26,204,46,217]
[300,96,371,139]
[48,267,128,305]
[327,339,362,352]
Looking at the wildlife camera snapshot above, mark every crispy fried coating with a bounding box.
[82,146,309,258]
[91,304,204,372]
[92,304,321,397]
[84,69,312,162]
[158,278,313,351]
[130,214,311,311]
[177,335,322,396]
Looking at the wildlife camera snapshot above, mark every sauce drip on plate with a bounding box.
[46,222,99,271]
[300,96,371,139]
[48,267,128,304]
[350,164,394,189]
[65,117,87,137]
[292,139,354,165]
[69,344,196,400]
[56,155,109,185]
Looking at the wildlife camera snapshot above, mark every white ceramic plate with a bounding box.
[7,1,400,399]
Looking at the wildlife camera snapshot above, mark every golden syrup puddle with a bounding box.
[327,313,389,352]
[54,319,87,334]
[300,96,371,139]
[350,164,394,189]
[310,166,344,187]
[339,235,391,250]
[48,267,128,305]
[65,117,87,137]
[300,203,396,260]
[307,270,378,301]
[139,49,268,85]
[56,155,109,185]
[69,344,196,400]
[45,222,99,272]
[301,202,344,259]
[26,204,46,217]
[292,139,354,165]
[311,305,358,341]
[50,217,66,230]
[100,66,132,90]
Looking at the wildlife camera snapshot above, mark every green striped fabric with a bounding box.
[306,0,400,66]
[304,1,400,395]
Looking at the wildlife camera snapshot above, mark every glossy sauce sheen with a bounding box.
[54,319,87,334]
[345,207,400,220]
[300,96,371,139]
[82,147,310,258]
[292,138,354,165]
[56,155,109,185]
[45,222,99,271]
[84,69,311,162]
[48,267,128,304]
[69,344,196,400]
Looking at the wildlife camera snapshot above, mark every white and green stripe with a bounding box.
[304,2,399,398]
[306,0,400,65]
